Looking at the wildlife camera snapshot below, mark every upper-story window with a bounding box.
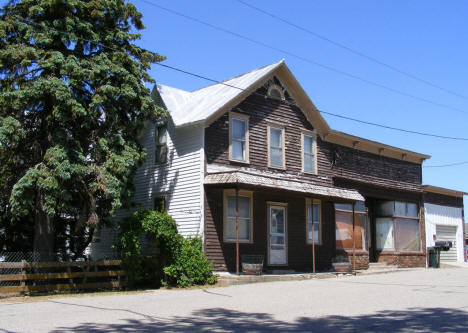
[155,123,167,164]
[302,131,317,174]
[229,112,249,163]
[268,124,285,169]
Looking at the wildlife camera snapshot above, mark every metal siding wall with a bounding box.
[424,203,464,262]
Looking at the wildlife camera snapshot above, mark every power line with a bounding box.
[235,0,468,101]
[137,0,468,115]
[156,63,468,141]
[14,17,468,142]
[319,110,468,141]
[423,161,468,168]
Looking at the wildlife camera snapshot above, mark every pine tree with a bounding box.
[0,0,165,260]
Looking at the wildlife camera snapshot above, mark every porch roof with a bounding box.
[204,170,364,201]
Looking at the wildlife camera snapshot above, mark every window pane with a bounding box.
[270,147,283,167]
[227,195,250,219]
[335,203,353,211]
[226,217,236,240]
[304,153,315,172]
[232,119,246,140]
[238,219,250,241]
[407,203,419,218]
[312,203,319,222]
[353,213,364,249]
[376,201,395,216]
[238,196,250,219]
[354,201,366,213]
[270,128,282,148]
[335,211,353,249]
[395,219,420,251]
[158,126,167,144]
[271,207,285,233]
[395,201,406,217]
[308,221,319,243]
[304,135,314,154]
[232,141,245,160]
[376,218,394,250]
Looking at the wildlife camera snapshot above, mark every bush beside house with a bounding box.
[118,210,216,288]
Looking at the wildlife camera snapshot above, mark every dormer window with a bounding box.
[267,84,285,101]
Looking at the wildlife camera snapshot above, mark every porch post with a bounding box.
[352,203,356,273]
[312,210,316,274]
[235,186,240,275]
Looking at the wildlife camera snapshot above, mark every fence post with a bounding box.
[20,260,26,295]
[83,262,90,285]
[66,264,73,288]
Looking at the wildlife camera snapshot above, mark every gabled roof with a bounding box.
[155,60,430,164]
[157,60,285,127]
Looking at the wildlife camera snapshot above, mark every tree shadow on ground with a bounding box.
[51,306,468,332]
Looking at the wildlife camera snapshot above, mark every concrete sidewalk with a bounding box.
[1,267,467,332]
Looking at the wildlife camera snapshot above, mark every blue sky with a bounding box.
[4,1,467,207]
[134,0,467,208]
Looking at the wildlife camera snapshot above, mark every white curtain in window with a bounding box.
[376,218,394,250]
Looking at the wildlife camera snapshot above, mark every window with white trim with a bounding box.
[302,132,317,174]
[306,199,321,244]
[155,123,167,164]
[268,125,285,169]
[224,190,253,243]
[229,112,249,163]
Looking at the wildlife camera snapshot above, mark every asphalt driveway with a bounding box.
[0,267,467,332]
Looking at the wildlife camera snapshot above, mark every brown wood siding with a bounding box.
[204,187,336,272]
[423,192,464,207]
[205,83,422,192]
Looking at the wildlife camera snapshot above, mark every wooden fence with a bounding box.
[0,260,127,294]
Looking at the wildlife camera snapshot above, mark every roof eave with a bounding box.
[325,130,431,164]
[423,185,468,198]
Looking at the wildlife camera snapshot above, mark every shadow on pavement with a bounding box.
[51,306,468,332]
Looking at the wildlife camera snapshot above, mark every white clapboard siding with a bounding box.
[424,203,464,262]
[435,225,458,262]
[88,120,205,260]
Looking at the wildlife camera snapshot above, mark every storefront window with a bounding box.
[375,201,420,252]
[335,202,368,250]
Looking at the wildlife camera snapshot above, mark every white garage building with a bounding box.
[424,186,466,264]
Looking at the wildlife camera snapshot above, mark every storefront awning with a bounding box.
[204,170,364,201]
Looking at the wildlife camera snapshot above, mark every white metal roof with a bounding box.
[157,60,284,127]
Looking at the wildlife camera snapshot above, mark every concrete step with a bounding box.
[368,262,398,269]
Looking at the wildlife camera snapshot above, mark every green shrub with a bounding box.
[117,209,216,288]
[164,237,217,288]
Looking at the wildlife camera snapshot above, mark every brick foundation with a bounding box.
[376,252,426,268]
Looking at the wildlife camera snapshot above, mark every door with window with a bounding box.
[268,204,287,265]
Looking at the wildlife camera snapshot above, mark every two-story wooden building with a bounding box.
[90,60,440,272]
[147,60,434,272]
